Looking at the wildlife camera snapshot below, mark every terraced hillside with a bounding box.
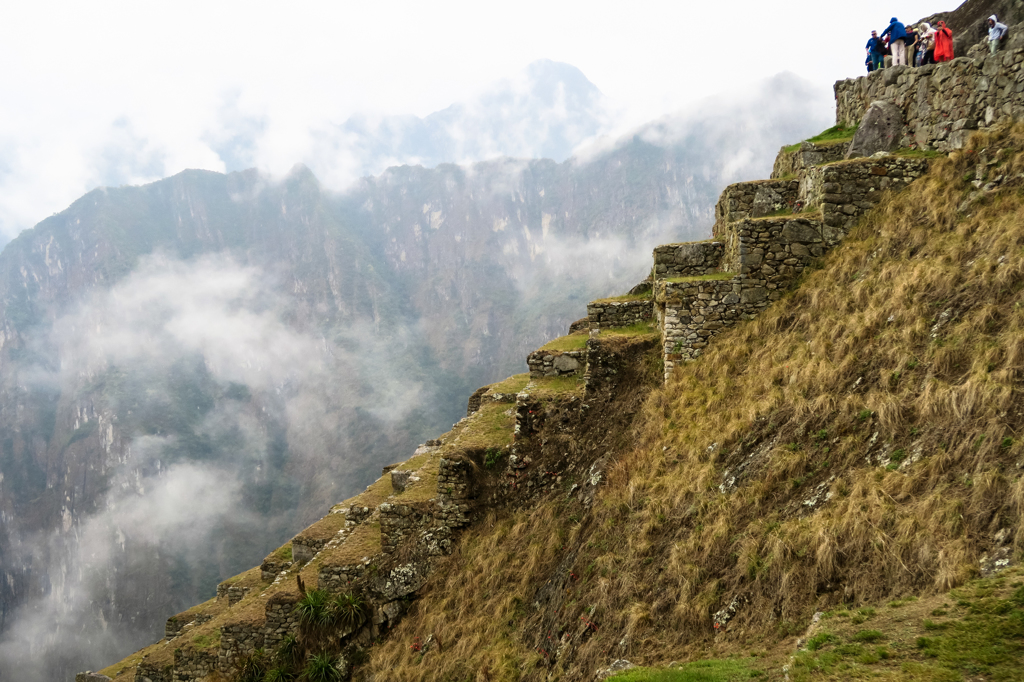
[86,40,1024,682]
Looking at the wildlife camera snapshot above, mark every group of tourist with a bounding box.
[864,15,1010,73]
[865,17,952,72]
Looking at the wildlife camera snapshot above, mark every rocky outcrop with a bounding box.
[846,101,904,158]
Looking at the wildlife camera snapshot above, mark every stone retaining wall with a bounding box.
[656,279,742,376]
[318,563,366,591]
[466,384,490,416]
[801,157,929,234]
[527,348,585,378]
[714,180,800,233]
[436,458,471,528]
[172,647,216,682]
[834,51,1024,150]
[586,299,653,329]
[771,141,851,180]
[264,594,300,651]
[215,582,250,605]
[291,537,328,565]
[652,240,724,278]
[134,662,171,682]
[379,503,434,554]
[346,505,373,524]
[217,622,265,673]
[260,557,292,583]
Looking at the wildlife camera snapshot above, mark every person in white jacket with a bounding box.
[988,15,1009,54]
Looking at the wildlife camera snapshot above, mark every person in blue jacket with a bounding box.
[881,17,908,66]
[866,30,885,71]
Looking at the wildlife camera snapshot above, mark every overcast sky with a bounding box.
[0,0,944,243]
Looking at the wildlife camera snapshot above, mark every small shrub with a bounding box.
[266,666,296,682]
[852,629,884,643]
[807,632,837,651]
[483,447,505,469]
[333,592,366,630]
[301,652,342,682]
[237,649,269,682]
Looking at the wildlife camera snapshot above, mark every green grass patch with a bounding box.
[442,402,515,452]
[529,374,584,399]
[602,322,659,337]
[539,333,589,352]
[487,373,530,395]
[607,658,761,681]
[664,273,734,284]
[191,632,220,650]
[591,292,650,304]
[271,543,292,562]
[783,124,858,153]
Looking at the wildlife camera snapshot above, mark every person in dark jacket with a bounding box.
[904,25,918,66]
[866,30,885,71]
[881,17,908,65]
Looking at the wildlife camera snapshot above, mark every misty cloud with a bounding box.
[53,253,325,390]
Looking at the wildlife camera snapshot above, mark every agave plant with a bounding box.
[300,652,342,682]
[332,592,366,631]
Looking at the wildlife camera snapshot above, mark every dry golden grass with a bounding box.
[363,126,1024,681]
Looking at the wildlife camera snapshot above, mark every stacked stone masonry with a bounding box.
[263,594,300,650]
[656,154,929,380]
[319,563,366,592]
[803,157,928,233]
[713,180,800,233]
[172,648,217,682]
[527,348,585,378]
[436,458,471,528]
[652,241,723,278]
[134,663,170,682]
[260,557,292,583]
[586,299,653,329]
[291,537,328,564]
[834,51,1024,151]
[771,141,851,180]
[218,622,265,673]
[379,503,434,554]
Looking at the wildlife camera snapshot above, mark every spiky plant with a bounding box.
[332,592,366,631]
[300,652,342,682]
[295,589,334,651]
[235,648,268,682]
[264,666,297,682]
[275,633,302,671]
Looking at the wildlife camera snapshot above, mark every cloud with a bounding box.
[0,252,432,680]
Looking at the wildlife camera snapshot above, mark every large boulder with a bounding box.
[846,101,903,158]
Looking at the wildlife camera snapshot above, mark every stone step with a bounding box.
[652,240,724,279]
[771,140,851,180]
[713,179,800,235]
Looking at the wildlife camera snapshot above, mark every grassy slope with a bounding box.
[363,128,1024,681]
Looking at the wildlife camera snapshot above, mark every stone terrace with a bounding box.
[835,49,1024,151]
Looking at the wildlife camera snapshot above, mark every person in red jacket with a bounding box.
[934,20,954,61]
